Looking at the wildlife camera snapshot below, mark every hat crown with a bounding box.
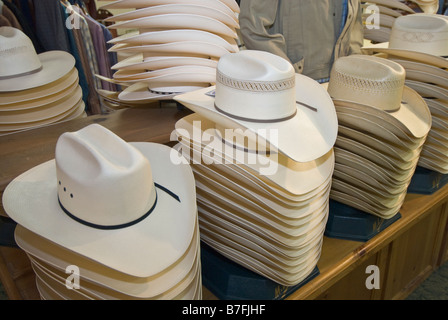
[0,27,42,78]
[389,14,448,56]
[214,50,297,121]
[55,124,156,228]
[328,55,405,112]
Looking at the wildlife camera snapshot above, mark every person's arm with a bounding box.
[239,0,291,64]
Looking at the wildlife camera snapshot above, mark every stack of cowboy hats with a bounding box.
[0,27,86,136]
[173,50,339,286]
[3,124,201,300]
[98,0,240,104]
[363,0,439,43]
[362,13,448,173]
[326,54,432,219]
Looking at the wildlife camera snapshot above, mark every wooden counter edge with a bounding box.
[286,185,448,300]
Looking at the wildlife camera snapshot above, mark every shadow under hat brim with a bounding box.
[174,74,338,163]
[0,51,75,92]
[3,142,197,278]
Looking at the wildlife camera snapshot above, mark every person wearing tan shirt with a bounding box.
[239,0,364,83]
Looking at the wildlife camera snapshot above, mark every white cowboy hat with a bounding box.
[405,79,448,100]
[108,29,238,53]
[364,0,415,13]
[100,0,240,14]
[362,14,448,68]
[3,124,198,278]
[0,100,85,134]
[335,135,419,173]
[0,67,79,105]
[15,224,202,299]
[0,86,82,124]
[112,65,217,82]
[0,78,79,111]
[108,14,238,39]
[174,50,338,163]
[111,54,218,72]
[103,4,239,29]
[328,54,432,139]
[389,58,448,84]
[109,41,231,61]
[0,27,75,93]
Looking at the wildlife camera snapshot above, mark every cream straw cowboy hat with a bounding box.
[108,29,238,53]
[3,124,198,278]
[174,50,338,163]
[327,54,431,139]
[100,0,240,14]
[103,3,239,29]
[362,14,448,68]
[16,224,202,299]
[0,27,75,92]
[107,14,238,39]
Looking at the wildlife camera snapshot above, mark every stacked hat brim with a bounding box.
[99,0,240,103]
[0,42,86,135]
[362,14,448,173]
[3,125,202,300]
[173,112,334,286]
[327,55,432,219]
[362,0,439,43]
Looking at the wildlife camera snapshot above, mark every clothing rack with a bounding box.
[0,0,118,115]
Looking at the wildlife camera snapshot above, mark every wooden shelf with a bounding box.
[1,107,447,300]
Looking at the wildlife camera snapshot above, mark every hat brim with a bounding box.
[15,223,202,299]
[113,65,217,82]
[405,79,448,100]
[335,108,425,150]
[0,85,82,124]
[100,0,240,13]
[103,4,239,29]
[3,142,197,278]
[174,113,335,196]
[0,68,79,106]
[332,85,431,138]
[364,0,415,13]
[174,74,338,163]
[335,135,418,172]
[107,14,237,39]
[111,54,218,71]
[108,29,239,52]
[0,51,75,92]
[362,43,448,69]
[109,41,232,61]
[118,82,207,102]
[0,99,85,134]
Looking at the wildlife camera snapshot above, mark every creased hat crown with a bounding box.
[215,50,297,121]
[389,14,448,56]
[328,55,406,112]
[0,27,42,78]
[55,124,156,228]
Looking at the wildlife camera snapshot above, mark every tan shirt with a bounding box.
[239,0,364,81]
